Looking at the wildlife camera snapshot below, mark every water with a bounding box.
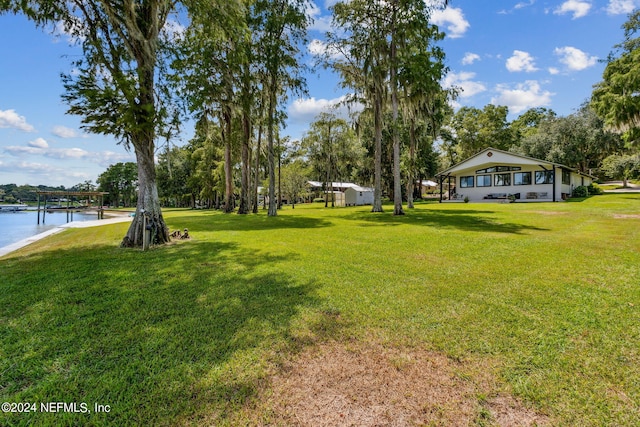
[0,210,100,249]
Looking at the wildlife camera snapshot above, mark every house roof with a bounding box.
[307,181,362,189]
[436,147,595,178]
[346,186,374,192]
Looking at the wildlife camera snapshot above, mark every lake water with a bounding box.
[0,210,101,249]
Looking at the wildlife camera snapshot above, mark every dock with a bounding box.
[36,190,109,224]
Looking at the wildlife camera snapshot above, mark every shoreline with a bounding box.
[0,214,133,258]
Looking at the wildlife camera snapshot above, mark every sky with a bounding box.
[0,0,637,188]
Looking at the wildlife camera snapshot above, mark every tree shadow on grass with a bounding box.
[0,240,340,425]
[166,210,333,233]
[342,209,548,234]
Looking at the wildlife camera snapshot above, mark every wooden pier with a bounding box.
[36,191,108,224]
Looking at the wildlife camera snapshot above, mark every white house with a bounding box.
[345,186,374,206]
[436,147,594,202]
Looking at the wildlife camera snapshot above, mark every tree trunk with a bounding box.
[267,74,278,217]
[238,109,251,214]
[252,123,263,214]
[277,135,282,210]
[390,14,404,216]
[407,118,416,209]
[222,107,234,213]
[121,24,169,247]
[121,144,169,247]
[372,89,384,212]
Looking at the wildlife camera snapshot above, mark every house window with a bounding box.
[460,176,474,188]
[476,167,497,174]
[477,175,491,187]
[562,170,570,185]
[476,166,521,174]
[514,172,531,185]
[494,173,511,186]
[535,170,554,184]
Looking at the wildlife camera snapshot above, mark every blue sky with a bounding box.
[0,0,637,187]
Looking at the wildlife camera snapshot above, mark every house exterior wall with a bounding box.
[438,148,595,203]
[453,164,563,201]
[345,188,374,206]
[324,191,345,207]
[561,171,592,197]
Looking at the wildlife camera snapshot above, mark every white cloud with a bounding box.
[308,38,347,61]
[0,160,91,183]
[461,52,480,65]
[306,2,333,32]
[89,151,135,167]
[52,125,84,138]
[4,146,44,155]
[48,147,90,159]
[506,50,538,72]
[548,67,560,75]
[442,71,487,98]
[4,141,133,165]
[51,17,86,45]
[554,1,592,19]
[515,0,536,9]
[606,0,637,15]
[289,95,363,123]
[308,39,326,56]
[0,109,36,132]
[554,46,598,71]
[163,19,187,41]
[492,80,554,114]
[499,0,536,14]
[431,7,470,38]
[28,138,49,149]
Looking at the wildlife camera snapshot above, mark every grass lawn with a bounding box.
[1,194,639,426]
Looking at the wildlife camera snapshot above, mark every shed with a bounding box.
[345,186,374,206]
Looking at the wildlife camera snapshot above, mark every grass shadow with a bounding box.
[342,208,548,234]
[0,240,340,425]
[165,210,334,233]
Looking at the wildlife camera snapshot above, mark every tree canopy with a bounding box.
[592,9,640,146]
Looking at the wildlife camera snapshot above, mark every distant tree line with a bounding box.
[0,184,66,203]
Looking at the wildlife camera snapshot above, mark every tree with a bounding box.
[97,162,138,207]
[156,145,192,207]
[173,3,247,214]
[510,107,557,142]
[399,32,452,208]
[447,105,513,160]
[302,112,361,207]
[592,9,640,146]
[329,0,448,214]
[329,0,389,212]
[280,160,309,208]
[253,0,309,217]
[601,154,640,186]
[516,105,623,173]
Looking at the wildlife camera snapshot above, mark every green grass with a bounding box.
[1,195,639,426]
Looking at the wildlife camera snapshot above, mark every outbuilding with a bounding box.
[436,147,595,202]
[345,186,374,206]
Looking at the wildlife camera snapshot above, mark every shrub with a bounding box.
[572,186,589,198]
[588,183,603,195]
